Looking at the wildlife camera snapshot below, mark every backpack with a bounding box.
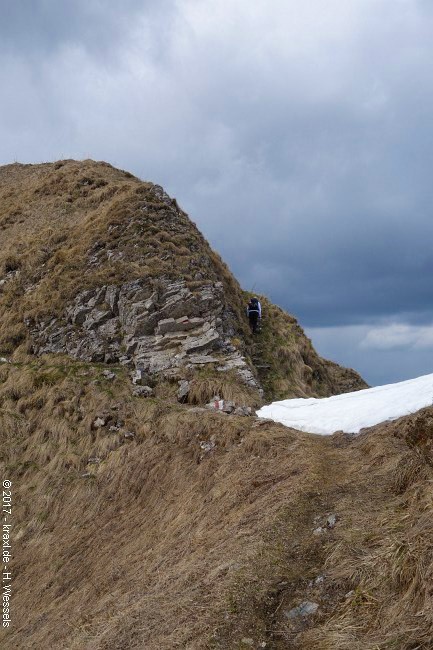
[250,298,259,308]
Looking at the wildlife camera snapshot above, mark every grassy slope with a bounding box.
[3,160,417,649]
[0,160,365,401]
[0,358,432,649]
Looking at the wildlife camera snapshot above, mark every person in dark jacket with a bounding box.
[246,297,262,333]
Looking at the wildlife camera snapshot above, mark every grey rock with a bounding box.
[102,370,116,380]
[313,526,326,535]
[206,397,223,410]
[131,368,145,385]
[93,417,106,428]
[326,514,337,529]
[84,310,113,330]
[124,431,135,439]
[132,385,153,397]
[156,316,205,335]
[87,457,101,464]
[221,400,236,413]
[138,350,178,374]
[156,318,178,335]
[187,355,219,364]
[105,285,120,314]
[71,306,91,325]
[233,406,252,416]
[87,286,106,308]
[199,439,216,452]
[177,380,189,402]
[183,328,220,353]
[284,601,319,620]
[28,277,261,391]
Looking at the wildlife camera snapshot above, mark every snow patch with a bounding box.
[257,373,433,435]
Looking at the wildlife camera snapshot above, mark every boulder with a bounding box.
[177,380,189,402]
[132,385,153,397]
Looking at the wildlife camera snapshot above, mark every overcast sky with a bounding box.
[2,0,433,385]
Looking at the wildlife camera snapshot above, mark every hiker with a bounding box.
[246,296,261,333]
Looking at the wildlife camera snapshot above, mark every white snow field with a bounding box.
[257,373,433,435]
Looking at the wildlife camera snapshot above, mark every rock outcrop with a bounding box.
[29,278,259,388]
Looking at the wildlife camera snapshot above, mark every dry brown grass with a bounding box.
[1,354,432,649]
[244,294,367,401]
[186,371,260,406]
[298,414,433,650]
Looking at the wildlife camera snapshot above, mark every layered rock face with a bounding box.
[30,277,258,387]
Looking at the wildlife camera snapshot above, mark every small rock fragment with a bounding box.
[284,601,319,620]
[124,431,135,439]
[233,406,252,416]
[93,416,106,428]
[221,400,235,414]
[132,385,153,397]
[199,439,216,453]
[326,514,337,529]
[177,379,189,402]
[131,369,144,385]
[313,527,326,535]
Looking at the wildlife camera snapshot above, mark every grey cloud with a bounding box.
[1,0,433,382]
[307,324,433,386]
[0,1,176,61]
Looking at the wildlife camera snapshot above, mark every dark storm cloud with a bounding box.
[0,1,174,59]
[2,0,433,382]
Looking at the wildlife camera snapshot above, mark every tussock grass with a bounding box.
[0,357,432,649]
[187,371,259,406]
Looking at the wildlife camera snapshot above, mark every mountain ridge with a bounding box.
[4,161,431,649]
